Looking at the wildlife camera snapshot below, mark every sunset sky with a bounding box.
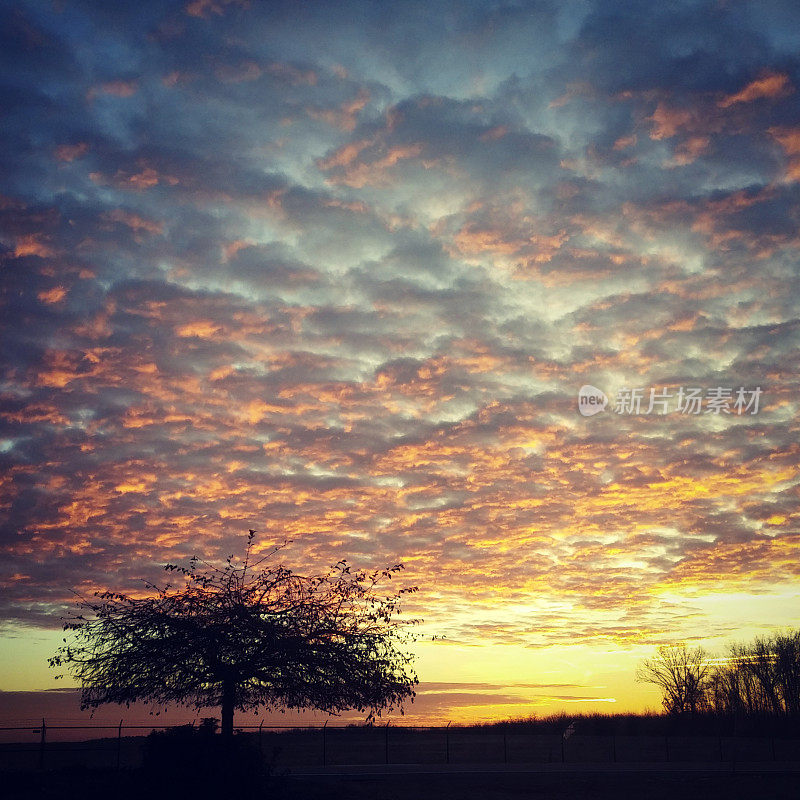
[1,0,799,725]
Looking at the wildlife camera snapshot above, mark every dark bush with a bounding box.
[141,719,269,792]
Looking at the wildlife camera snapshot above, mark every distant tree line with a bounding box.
[708,631,800,715]
[637,630,800,717]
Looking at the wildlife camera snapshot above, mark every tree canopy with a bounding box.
[49,532,419,736]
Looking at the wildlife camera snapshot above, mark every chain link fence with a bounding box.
[1,721,798,771]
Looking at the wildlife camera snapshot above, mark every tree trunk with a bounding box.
[221,679,236,738]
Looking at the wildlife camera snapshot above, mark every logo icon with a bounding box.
[578,385,608,416]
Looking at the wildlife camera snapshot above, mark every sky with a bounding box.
[1,0,799,725]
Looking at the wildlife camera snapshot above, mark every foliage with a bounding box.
[49,532,419,736]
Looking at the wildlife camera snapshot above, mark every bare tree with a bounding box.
[49,532,419,737]
[636,643,711,715]
[707,630,800,716]
[773,630,800,714]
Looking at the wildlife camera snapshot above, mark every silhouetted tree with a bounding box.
[636,643,710,715]
[707,630,800,716]
[773,630,800,714]
[49,532,419,737]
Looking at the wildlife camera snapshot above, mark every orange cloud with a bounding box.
[613,134,637,151]
[13,234,55,258]
[320,144,424,188]
[90,163,179,191]
[769,126,800,183]
[185,0,248,18]
[648,103,693,140]
[479,126,509,142]
[37,286,67,305]
[663,534,800,589]
[221,239,255,261]
[87,80,138,101]
[175,320,222,338]
[104,209,164,236]
[668,135,710,166]
[316,138,374,170]
[718,72,792,108]
[55,142,89,162]
[307,88,370,132]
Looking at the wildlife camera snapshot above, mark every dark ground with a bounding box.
[3,767,798,800]
[289,771,799,800]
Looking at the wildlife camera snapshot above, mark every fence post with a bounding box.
[39,718,46,771]
[259,719,264,755]
[116,719,123,770]
[503,732,507,764]
[445,721,451,764]
[664,735,669,762]
[385,721,390,765]
[612,734,616,763]
[322,720,328,767]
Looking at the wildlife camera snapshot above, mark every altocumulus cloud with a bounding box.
[1,0,799,652]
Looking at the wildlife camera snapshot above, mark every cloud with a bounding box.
[718,71,793,107]
[0,0,798,673]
